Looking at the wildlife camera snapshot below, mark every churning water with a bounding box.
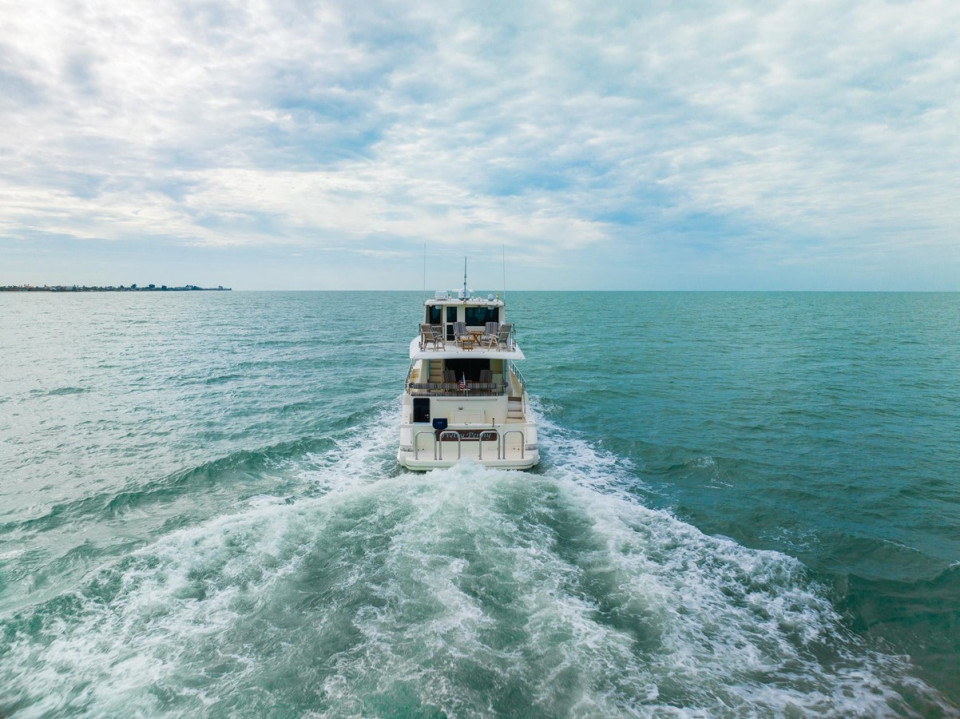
[1,291,958,717]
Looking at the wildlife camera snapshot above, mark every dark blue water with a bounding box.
[1,291,958,717]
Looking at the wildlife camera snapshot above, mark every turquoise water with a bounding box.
[1,291,958,717]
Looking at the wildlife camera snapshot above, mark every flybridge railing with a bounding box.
[415,323,517,350]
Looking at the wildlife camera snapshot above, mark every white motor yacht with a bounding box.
[397,285,539,470]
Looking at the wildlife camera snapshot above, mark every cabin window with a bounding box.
[427,306,442,325]
[465,306,499,326]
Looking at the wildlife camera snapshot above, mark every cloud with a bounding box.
[1,0,959,288]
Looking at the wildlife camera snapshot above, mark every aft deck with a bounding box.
[404,354,528,398]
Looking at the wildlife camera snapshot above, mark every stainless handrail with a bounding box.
[438,430,462,460]
[509,362,526,393]
[414,431,436,460]
[478,430,500,460]
[404,362,417,390]
[501,430,525,459]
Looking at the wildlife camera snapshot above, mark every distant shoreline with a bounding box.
[1,285,231,292]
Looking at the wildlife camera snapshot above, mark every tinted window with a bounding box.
[465,306,499,326]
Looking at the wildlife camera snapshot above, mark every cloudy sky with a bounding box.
[1,0,959,290]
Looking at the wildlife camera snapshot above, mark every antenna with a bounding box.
[460,256,468,299]
[423,243,426,300]
[502,245,506,303]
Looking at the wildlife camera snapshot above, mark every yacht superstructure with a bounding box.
[397,288,539,470]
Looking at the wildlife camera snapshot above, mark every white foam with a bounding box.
[301,404,402,493]
[2,409,952,717]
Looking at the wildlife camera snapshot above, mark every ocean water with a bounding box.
[1,290,958,718]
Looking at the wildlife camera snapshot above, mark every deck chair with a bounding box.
[419,323,434,350]
[482,323,512,349]
[453,321,468,344]
[420,323,444,350]
[479,322,499,346]
[429,324,445,350]
[443,369,457,394]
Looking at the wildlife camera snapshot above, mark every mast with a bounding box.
[460,256,468,299]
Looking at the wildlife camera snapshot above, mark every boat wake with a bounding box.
[1,408,952,717]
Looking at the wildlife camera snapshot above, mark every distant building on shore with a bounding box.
[0,284,232,292]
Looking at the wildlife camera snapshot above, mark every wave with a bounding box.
[840,564,960,632]
[46,386,89,396]
[0,435,338,538]
[1,410,954,717]
[21,386,89,398]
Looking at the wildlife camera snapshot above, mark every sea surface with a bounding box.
[1,291,958,718]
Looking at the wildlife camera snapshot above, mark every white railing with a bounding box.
[407,427,525,463]
[478,430,500,460]
[438,430,462,460]
[501,429,525,459]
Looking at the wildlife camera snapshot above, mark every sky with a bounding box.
[1,0,959,290]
